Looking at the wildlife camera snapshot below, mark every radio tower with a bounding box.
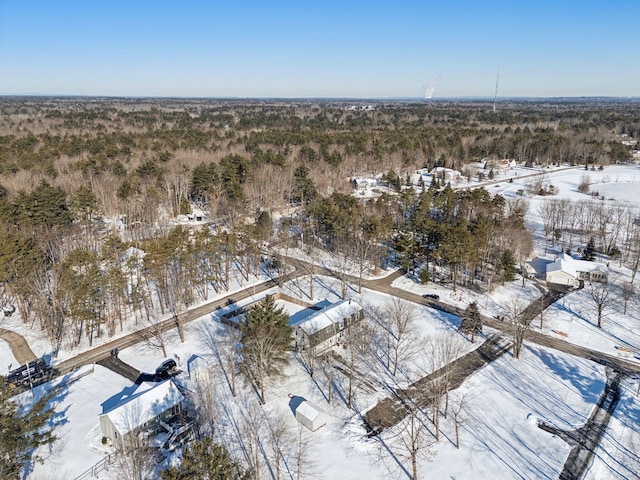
[492,68,500,113]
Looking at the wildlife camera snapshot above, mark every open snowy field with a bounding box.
[587,377,640,480]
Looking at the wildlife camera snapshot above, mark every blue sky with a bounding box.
[1,1,638,98]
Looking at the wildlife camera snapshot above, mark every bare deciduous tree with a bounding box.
[237,399,265,480]
[136,295,172,358]
[619,281,635,315]
[113,404,156,480]
[199,322,241,397]
[339,319,373,409]
[418,335,466,440]
[586,277,616,328]
[393,401,434,480]
[190,371,219,438]
[377,298,418,376]
[503,298,529,359]
[450,389,473,449]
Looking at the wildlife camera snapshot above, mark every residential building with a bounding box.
[292,299,363,353]
[99,380,184,451]
[545,253,608,288]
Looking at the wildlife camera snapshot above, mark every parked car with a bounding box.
[155,359,178,380]
[422,293,440,301]
[5,358,49,387]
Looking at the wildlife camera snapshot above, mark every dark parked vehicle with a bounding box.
[5,358,48,387]
[155,359,178,380]
[423,293,440,301]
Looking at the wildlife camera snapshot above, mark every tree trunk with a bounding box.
[412,453,418,480]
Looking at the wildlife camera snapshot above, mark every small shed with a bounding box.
[187,355,210,383]
[294,399,329,432]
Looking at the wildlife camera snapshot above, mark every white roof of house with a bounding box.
[296,399,326,423]
[292,299,361,335]
[546,257,577,278]
[101,380,184,435]
[429,167,461,176]
[353,178,377,187]
[546,253,608,278]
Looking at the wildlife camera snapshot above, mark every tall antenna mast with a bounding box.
[492,68,500,113]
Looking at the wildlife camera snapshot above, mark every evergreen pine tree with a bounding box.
[240,294,292,403]
[160,437,247,480]
[500,249,516,282]
[292,165,316,204]
[459,301,482,343]
[582,237,596,261]
[0,387,57,479]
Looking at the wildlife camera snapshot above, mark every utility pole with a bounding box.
[26,361,35,397]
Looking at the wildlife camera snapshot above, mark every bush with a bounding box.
[578,174,591,194]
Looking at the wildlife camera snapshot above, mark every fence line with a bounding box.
[73,453,115,480]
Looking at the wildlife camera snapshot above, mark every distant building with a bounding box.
[292,299,363,353]
[545,253,608,288]
[99,380,184,452]
[352,178,378,193]
[429,167,462,184]
[485,158,517,170]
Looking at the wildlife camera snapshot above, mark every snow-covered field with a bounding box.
[5,163,640,479]
[588,377,640,480]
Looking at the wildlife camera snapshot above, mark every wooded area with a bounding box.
[1,97,639,355]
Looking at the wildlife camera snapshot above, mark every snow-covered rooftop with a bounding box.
[551,252,608,275]
[547,256,577,277]
[100,380,184,435]
[292,299,361,335]
[295,399,326,423]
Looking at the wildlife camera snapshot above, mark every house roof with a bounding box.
[546,253,608,278]
[560,253,608,274]
[546,257,577,278]
[292,299,361,335]
[100,380,184,435]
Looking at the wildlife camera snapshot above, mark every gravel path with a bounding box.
[0,327,37,365]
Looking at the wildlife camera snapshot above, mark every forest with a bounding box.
[0,97,639,354]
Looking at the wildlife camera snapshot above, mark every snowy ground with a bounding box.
[0,264,277,377]
[587,377,640,480]
[18,273,633,480]
[7,162,640,479]
[16,365,132,480]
